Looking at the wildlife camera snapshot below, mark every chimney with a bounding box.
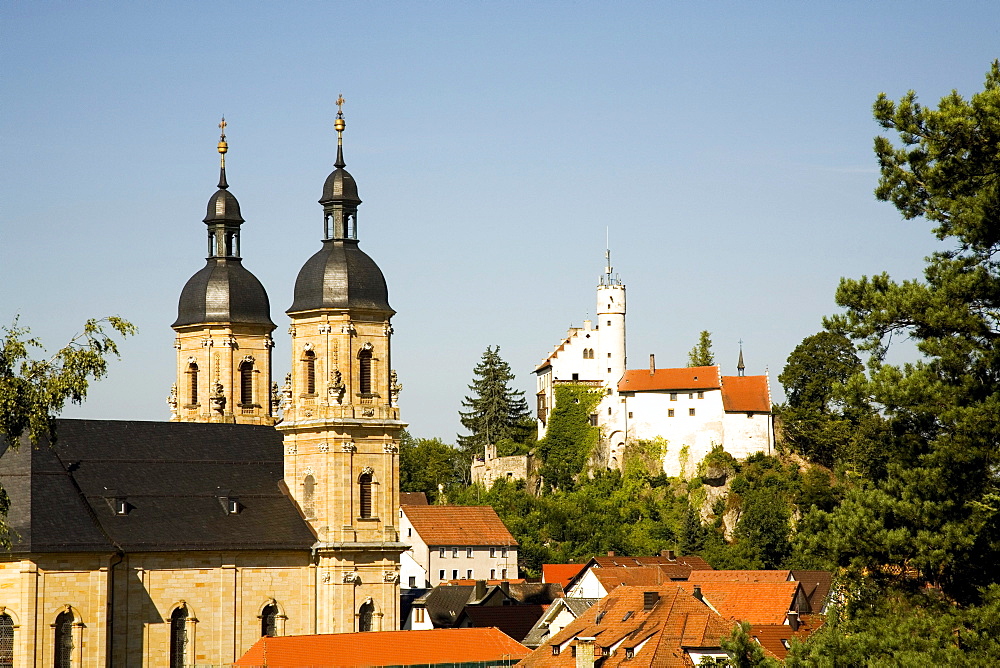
[787,611,800,632]
[643,591,659,610]
[660,549,676,561]
[692,585,703,602]
[607,550,615,557]
[575,637,597,668]
[475,580,486,600]
[649,354,655,375]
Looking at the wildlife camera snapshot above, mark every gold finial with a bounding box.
[334,95,346,134]
[217,116,228,168]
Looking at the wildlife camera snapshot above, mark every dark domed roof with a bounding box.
[320,166,361,206]
[173,258,275,328]
[204,188,244,223]
[287,239,393,314]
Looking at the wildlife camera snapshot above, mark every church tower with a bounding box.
[277,100,406,633]
[170,119,277,425]
[597,250,627,466]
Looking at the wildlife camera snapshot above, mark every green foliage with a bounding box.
[0,317,135,446]
[688,330,715,367]
[457,346,531,456]
[719,621,780,667]
[787,584,1000,666]
[802,62,1000,603]
[399,430,463,502]
[536,384,602,491]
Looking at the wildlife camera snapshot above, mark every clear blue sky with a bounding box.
[3,1,998,440]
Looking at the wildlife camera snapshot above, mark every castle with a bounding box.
[535,257,773,476]
[0,105,405,666]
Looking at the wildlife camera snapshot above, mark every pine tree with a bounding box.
[687,330,715,367]
[457,346,531,455]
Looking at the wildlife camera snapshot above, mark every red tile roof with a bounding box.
[683,581,801,625]
[687,570,791,583]
[543,563,586,588]
[518,586,735,668]
[236,627,531,667]
[618,366,721,392]
[403,505,518,546]
[750,615,824,660]
[720,375,771,412]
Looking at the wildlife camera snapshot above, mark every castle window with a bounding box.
[698,391,704,399]
[303,475,316,519]
[54,611,73,668]
[0,613,11,668]
[359,472,373,518]
[170,606,187,668]
[668,409,675,417]
[670,393,677,401]
[304,351,316,395]
[358,600,374,632]
[261,604,278,637]
[572,373,579,381]
[240,361,254,405]
[689,408,696,416]
[358,349,372,394]
[188,363,199,405]
[589,414,597,426]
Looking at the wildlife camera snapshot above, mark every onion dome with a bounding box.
[173,119,275,329]
[288,99,392,315]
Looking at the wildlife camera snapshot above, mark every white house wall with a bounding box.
[624,390,725,477]
[565,569,607,599]
[721,412,773,459]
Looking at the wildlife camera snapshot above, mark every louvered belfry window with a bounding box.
[240,361,253,405]
[189,363,199,404]
[169,606,187,668]
[0,614,12,668]
[358,349,372,394]
[54,611,73,668]
[359,472,373,518]
[304,351,316,395]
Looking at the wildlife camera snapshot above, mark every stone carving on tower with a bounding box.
[277,97,406,633]
[171,119,277,425]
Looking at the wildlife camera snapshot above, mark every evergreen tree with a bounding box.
[802,61,1000,602]
[688,330,715,366]
[457,346,531,455]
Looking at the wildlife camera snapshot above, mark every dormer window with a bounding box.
[105,489,129,515]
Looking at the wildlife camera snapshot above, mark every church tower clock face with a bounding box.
[171,118,277,426]
[278,99,407,633]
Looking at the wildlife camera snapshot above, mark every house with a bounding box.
[542,563,586,589]
[517,585,734,667]
[534,258,774,477]
[236,627,531,667]
[564,553,713,598]
[686,569,832,614]
[521,597,600,648]
[400,505,519,588]
[406,580,562,632]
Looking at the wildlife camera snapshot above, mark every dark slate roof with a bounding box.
[458,605,547,643]
[287,239,393,314]
[173,257,275,328]
[0,419,315,553]
[204,187,244,223]
[320,166,361,206]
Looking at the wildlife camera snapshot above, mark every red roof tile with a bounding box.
[618,366,721,392]
[236,627,531,667]
[687,570,791,583]
[403,505,518,546]
[720,375,771,413]
[543,563,585,588]
[750,615,825,660]
[683,581,801,625]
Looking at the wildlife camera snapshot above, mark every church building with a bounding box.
[535,256,773,475]
[0,105,406,666]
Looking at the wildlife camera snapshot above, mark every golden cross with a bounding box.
[219,116,227,139]
[336,94,345,116]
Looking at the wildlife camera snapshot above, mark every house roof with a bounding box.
[543,563,586,588]
[790,570,833,613]
[592,555,713,570]
[720,375,771,413]
[566,555,713,595]
[618,366,721,393]
[0,419,315,553]
[687,570,792,583]
[459,604,547,643]
[685,581,801,625]
[236,627,530,667]
[400,491,429,505]
[750,615,825,660]
[522,598,600,649]
[519,586,734,668]
[403,505,518,546]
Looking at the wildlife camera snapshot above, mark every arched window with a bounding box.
[0,613,12,668]
[261,604,278,637]
[240,361,254,405]
[303,475,316,519]
[170,606,187,668]
[358,349,372,395]
[359,472,373,518]
[358,599,374,632]
[304,351,316,395]
[188,363,199,405]
[54,611,73,668]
